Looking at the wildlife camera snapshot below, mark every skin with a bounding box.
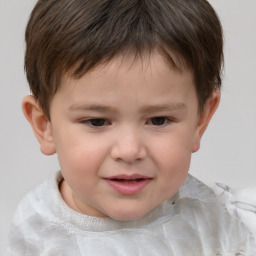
[23,53,220,221]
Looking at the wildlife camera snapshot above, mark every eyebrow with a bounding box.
[69,104,117,113]
[69,102,187,114]
[140,103,187,114]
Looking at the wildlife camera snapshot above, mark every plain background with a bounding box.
[0,0,256,254]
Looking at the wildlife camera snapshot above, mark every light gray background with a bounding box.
[1,0,256,254]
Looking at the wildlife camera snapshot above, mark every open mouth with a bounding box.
[104,175,152,195]
[110,178,147,184]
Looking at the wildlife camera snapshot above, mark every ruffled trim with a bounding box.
[214,183,256,236]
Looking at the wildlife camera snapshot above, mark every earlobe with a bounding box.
[22,95,56,155]
[192,90,220,153]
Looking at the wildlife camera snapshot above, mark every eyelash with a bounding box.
[146,117,173,126]
[80,117,173,127]
[80,118,110,127]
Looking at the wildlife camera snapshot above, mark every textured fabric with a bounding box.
[7,172,256,255]
[214,183,256,237]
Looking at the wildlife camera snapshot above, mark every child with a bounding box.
[8,0,256,255]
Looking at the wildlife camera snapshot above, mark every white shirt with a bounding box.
[7,172,256,255]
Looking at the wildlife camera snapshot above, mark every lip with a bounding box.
[104,174,152,195]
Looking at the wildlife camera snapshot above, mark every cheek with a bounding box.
[155,143,191,199]
[152,133,193,177]
[158,146,191,178]
[54,131,108,179]
[59,145,105,173]
[57,143,106,198]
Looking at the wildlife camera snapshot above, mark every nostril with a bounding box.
[110,143,146,163]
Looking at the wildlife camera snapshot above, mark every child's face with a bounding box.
[35,53,218,221]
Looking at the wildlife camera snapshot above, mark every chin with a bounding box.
[107,207,151,221]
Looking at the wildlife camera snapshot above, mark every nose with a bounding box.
[110,126,147,163]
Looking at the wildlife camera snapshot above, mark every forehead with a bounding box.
[61,52,194,92]
[54,52,197,111]
[66,51,191,84]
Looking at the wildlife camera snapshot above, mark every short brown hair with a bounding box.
[25,0,223,118]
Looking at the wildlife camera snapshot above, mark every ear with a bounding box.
[192,90,220,153]
[22,95,56,155]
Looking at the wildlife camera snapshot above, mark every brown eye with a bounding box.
[81,118,108,127]
[89,119,107,126]
[149,117,168,126]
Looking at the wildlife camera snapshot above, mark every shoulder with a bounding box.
[171,174,256,254]
[214,182,256,236]
[7,173,57,236]
[7,172,79,255]
[10,172,61,221]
